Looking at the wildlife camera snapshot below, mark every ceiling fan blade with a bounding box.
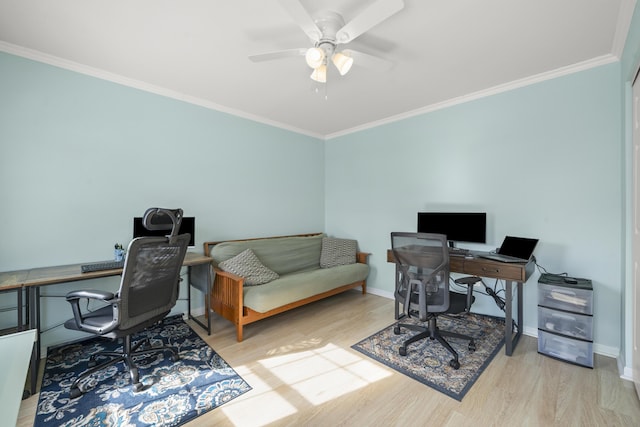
[336,0,404,44]
[342,49,393,71]
[249,48,307,62]
[278,0,321,42]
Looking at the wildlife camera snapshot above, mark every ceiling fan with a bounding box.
[249,0,405,83]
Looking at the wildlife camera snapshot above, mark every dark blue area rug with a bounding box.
[35,315,251,426]
[352,313,504,401]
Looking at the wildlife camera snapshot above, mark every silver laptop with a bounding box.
[478,236,539,263]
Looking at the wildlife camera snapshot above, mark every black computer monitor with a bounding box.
[417,212,486,246]
[133,216,195,247]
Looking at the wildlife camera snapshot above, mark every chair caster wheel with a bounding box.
[393,326,401,335]
[170,353,180,362]
[399,346,407,356]
[449,359,460,370]
[468,341,476,352]
[133,382,144,392]
[69,387,82,399]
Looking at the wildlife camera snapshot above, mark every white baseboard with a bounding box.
[364,287,394,300]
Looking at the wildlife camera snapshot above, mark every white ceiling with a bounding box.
[0,0,634,139]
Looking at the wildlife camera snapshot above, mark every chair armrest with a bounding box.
[65,289,119,334]
[66,289,116,302]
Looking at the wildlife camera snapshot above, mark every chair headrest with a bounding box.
[142,208,183,238]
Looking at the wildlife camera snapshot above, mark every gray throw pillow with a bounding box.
[218,248,279,286]
[320,237,357,268]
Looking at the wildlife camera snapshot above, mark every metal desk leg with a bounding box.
[504,280,513,355]
[394,264,400,320]
[17,287,23,331]
[516,280,523,349]
[187,264,213,335]
[27,286,40,395]
[504,280,523,356]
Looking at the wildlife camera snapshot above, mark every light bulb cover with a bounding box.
[310,64,327,83]
[305,47,325,69]
[332,52,354,76]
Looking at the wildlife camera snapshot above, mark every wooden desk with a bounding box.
[387,249,534,356]
[0,252,214,394]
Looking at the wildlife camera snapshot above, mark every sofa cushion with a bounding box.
[243,263,369,313]
[211,234,324,275]
[320,237,357,268]
[218,249,279,286]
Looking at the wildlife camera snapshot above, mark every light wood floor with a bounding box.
[18,291,640,426]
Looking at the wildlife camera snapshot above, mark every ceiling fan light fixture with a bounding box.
[332,51,354,76]
[310,64,327,83]
[305,47,325,68]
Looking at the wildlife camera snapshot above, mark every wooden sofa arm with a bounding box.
[211,267,245,336]
[213,267,244,284]
[356,252,370,264]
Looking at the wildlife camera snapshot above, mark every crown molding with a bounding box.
[0,41,324,140]
[0,41,621,142]
[326,54,619,140]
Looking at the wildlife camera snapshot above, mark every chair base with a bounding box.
[69,334,179,398]
[394,316,476,370]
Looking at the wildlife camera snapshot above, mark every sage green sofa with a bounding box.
[203,233,369,341]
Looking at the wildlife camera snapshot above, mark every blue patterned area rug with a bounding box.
[352,313,504,401]
[35,315,251,426]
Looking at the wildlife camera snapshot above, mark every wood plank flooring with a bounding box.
[17,291,640,426]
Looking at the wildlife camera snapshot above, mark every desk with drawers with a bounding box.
[387,249,535,356]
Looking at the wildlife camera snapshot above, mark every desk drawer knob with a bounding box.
[482,267,500,273]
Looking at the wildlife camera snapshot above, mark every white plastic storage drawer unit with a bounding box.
[537,330,594,367]
[537,274,593,368]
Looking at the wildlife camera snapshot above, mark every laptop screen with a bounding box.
[498,236,539,259]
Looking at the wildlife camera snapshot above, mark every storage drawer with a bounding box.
[538,330,593,368]
[537,306,593,340]
[538,282,593,315]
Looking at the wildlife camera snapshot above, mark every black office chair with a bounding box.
[64,208,190,397]
[391,232,476,369]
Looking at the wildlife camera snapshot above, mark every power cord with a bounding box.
[534,256,567,277]
[484,285,505,311]
[450,277,506,312]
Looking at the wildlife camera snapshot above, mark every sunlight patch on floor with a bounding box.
[259,342,391,405]
[220,365,298,426]
[219,342,392,425]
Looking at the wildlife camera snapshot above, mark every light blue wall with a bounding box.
[0,41,632,358]
[0,52,325,349]
[326,63,623,353]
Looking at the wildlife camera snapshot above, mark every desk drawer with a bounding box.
[462,259,524,281]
